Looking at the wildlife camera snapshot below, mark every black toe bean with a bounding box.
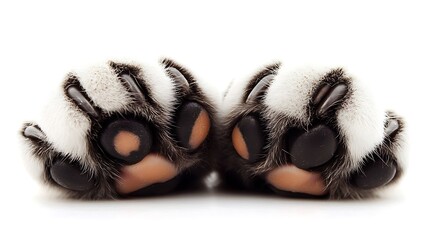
[50,161,95,191]
[100,119,153,165]
[351,158,397,189]
[176,102,211,150]
[288,125,338,169]
[232,115,265,162]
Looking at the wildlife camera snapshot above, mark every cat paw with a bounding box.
[220,63,406,199]
[21,59,216,199]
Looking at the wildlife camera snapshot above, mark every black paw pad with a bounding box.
[100,120,153,165]
[351,157,397,189]
[232,115,265,162]
[176,102,211,150]
[288,125,337,169]
[50,161,95,191]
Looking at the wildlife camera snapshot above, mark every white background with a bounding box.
[1,0,428,239]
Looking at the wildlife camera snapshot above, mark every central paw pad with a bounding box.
[21,59,216,199]
[116,153,178,194]
[221,64,406,199]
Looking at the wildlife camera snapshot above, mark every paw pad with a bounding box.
[232,115,265,162]
[21,60,215,199]
[50,161,95,191]
[351,158,397,189]
[176,102,211,151]
[100,120,153,165]
[287,125,338,170]
[221,66,406,199]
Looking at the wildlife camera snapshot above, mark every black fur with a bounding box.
[21,59,219,199]
[218,66,406,199]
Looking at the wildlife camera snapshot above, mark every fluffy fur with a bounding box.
[21,58,407,200]
[265,65,386,170]
[218,62,407,199]
[39,87,91,161]
[21,58,218,199]
[264,65,330,121]
[76,63,134,112]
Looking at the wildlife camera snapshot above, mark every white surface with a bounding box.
[1,0,428,239]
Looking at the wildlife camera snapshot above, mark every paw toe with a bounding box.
[288,125,337,169]
[351,157,397,189]
[176,102,211,151]
[349,117,401,190]
[232,115,265,162]
[50,161,95,191]
[100,119,153,165]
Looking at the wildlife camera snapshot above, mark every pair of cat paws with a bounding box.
[21,58,406,199]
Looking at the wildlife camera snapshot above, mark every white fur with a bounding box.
[76,59,176,114]
[221,70,259,118]
[189,67,221,111]
[336,72,385,169]
[264,65,330,122]
[115,59,176,112]
[226,62,387,170]
[39,87,91,160]
[30,59,178,173]
[20,138,45,181]
[76,63,132,112]
[40,59,177,157]
[138,61,176,111]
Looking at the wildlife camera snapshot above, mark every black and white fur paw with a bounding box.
[21,59,217,199]
[219,63,407,199]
